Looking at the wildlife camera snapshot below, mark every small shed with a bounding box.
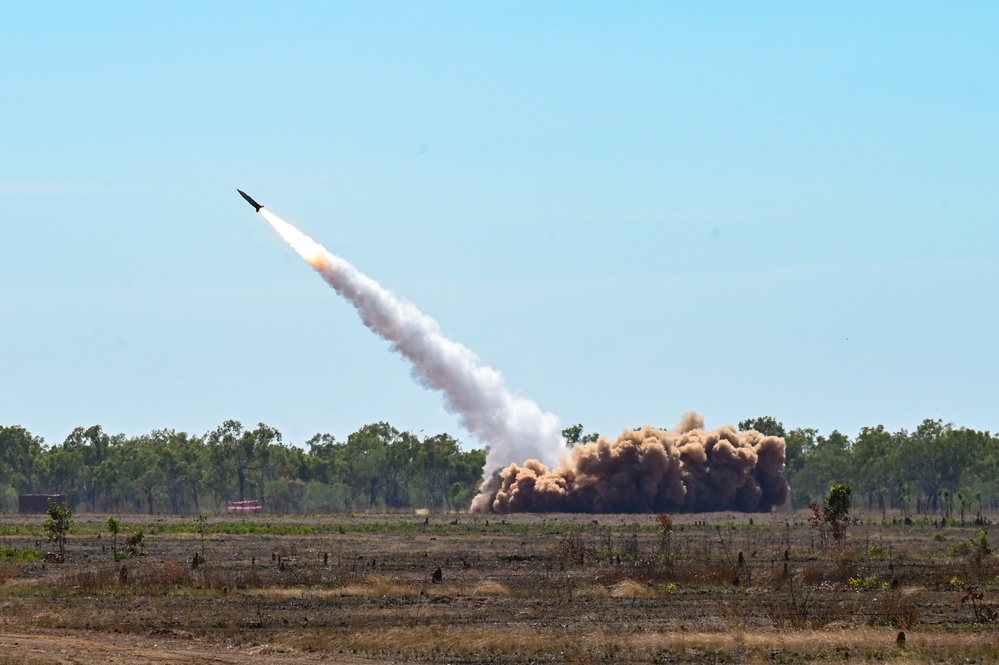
[18,494,67,514]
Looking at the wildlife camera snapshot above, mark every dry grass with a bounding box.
[1,510,997,664]
[469,580,510,596]
[869,588,926,629]
[609,579,652,598]
[0,562,17,585]
[672,559,736,586]
[339,574,417,597]
[276,624,999,664]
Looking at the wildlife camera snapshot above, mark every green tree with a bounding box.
[0,426,44,501]
[448,447,487,510]
[562,424,599,447]
[248,423,282,508]
[738,416,787,438]
[262,442,308,513]
[44,498,73,561]
[107,515,121,560]
[792,429,850,506]
[61,425,114,510]
[418,433,462,510]
[196,512,208,557]
[897,420,945,511]
[937,427,990,506]
[896,420,988,513]
[152,430,206,513]
[809,484,852,545]
[383,431,419,508]
[133,440,167,514]
[343,422,396,508]
[304,433,352,511]
[33,444,85,506]
[973,434,999,512]
[207,420,256,503]
[784,427,817,469]
[851,425,894,515]
[304,433,342,484]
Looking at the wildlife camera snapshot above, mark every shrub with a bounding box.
[948,541,973,557]
[124,529,147,557]
[848,574,889,591]
[972,530,995,556]
[948,531,995,558]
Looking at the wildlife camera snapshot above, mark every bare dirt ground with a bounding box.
[0,628,389,665]
[1,510,997,663]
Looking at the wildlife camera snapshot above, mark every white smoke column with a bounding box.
[259,208,565,476]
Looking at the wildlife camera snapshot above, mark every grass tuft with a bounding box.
[610,579,652,598]
[471,580,510,596]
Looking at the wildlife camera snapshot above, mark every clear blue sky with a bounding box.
[3,2,997,450]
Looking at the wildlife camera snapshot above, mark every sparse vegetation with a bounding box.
[948,529,996,558]
[0,546,45,561]
[848,573,889,591]
[0,509,996,663]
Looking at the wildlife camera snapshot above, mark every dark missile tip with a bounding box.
[237,189,263,212]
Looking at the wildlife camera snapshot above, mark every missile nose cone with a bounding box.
[237,189,263,212]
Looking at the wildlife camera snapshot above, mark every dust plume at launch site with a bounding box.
[244,192,789,514]
[471,413,788,514]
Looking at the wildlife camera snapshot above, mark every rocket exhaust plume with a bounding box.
[244,192,789,514]
[246,193,565,480]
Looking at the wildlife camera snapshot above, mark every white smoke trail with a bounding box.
[259,208,564,475]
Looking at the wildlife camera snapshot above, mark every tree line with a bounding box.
[3,416,997,517]
[739,416,999,520]
[0,421,485,514]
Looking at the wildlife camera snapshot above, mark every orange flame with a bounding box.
[260,209,330,270]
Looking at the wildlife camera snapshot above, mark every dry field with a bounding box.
[1,510,997,664]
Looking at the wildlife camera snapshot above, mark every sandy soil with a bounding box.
[0,628,394,664]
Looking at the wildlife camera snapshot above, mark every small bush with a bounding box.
[124,529,147,557]
[870,589,922,628]
[848,574,889,591]
[972,530,995,556]
[802,563,825,585]
[948,531,995,558]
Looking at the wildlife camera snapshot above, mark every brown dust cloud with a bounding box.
[471,412,789,514]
